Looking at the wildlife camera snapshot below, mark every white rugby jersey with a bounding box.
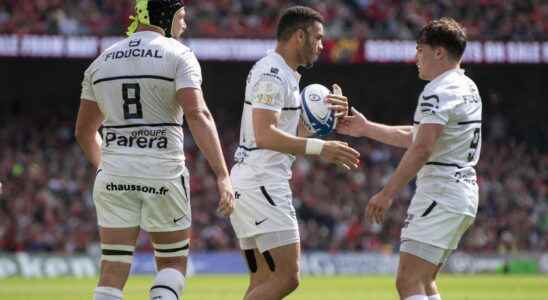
[231,51,302,188]
[80,31,202,179]
[412,68,482,216]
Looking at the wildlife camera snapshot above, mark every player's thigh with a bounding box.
[397,251,439,282]
[240,246,272,288]
[264,242,300,277]
[99,226,141,245]
[240,232,300,283]
[148,228,190,273]
[93,171,142,229]
[140,174,191,233]
[402,199,475,251]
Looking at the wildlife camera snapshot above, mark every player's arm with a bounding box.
[337,107,413,148]
[254,108,308,154]
[177,88,233,216]
[178,88,229,178]
[175,50,233,216]
[253,109,359,170]
[366,124,442,223]
[75,99,104,169]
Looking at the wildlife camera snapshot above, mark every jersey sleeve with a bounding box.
[175,50,203,90]
[250,73,285,112]
[80,64,96,101]
[419,91,460,125]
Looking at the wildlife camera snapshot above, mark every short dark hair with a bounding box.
[276,6,324,41]
[417,17,467,61]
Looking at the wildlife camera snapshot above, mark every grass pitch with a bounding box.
[0,275,546,300]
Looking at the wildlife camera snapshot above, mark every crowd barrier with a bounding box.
[1,251,546,278]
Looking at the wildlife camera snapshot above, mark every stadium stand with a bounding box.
[1,105,546,254]
[0,0,547,40]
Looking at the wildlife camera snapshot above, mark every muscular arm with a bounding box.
[362,121,413,148]
[380,123,443,197]
[75,99,104,169]
[253,108,309,155]
[337,107,413,148]
[177,88,229,179]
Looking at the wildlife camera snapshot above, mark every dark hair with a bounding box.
[276,6,324,41]
[417,17,467,61]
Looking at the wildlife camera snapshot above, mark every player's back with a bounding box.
[81,31,203,179]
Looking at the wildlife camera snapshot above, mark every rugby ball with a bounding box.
[301,84,337,136]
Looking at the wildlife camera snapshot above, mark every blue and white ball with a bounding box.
[301,84,337,136]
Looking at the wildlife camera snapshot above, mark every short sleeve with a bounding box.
[419,92,459,125]
[80,65,96,101]
[250,74,285,112]
[175,50,202,91]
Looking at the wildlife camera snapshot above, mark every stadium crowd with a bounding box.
[0,0,547,40]
[0,103,546,255]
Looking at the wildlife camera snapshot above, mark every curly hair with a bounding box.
[417,17,467,61]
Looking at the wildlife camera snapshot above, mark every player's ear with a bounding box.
[296,28,306,45]
[435,47,445,60]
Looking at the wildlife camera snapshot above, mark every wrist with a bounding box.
[380,187,397,199]
[305,138,325,155]
[361,120,371,137]
[216,172,230,182]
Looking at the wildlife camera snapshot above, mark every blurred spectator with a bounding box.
[0,0,546,40]
[0,107,546,254]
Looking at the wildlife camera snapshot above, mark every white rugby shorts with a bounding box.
[401,194,475,250]
[230,182,299,240]
[93,170,191,232]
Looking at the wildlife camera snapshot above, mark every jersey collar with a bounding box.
[425,68,464,90]
[268,50,302,83]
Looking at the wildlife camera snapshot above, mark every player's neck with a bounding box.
[275,44,300,70]
[429,63,460,81]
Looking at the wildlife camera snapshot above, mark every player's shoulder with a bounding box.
[251,55,287,85]
[163,37,192,52]
[91,37,128,67]
[154,37,194,60]
[424,70,472,101]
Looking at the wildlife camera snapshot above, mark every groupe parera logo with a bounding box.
[105,132,168,148]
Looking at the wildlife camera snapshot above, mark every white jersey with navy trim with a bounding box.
[231,51,302,188]
[412,68,482,216]
[80,31,202,179]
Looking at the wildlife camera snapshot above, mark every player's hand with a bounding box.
[320,141,360,170]
[336,107,368,137]
[326,84,348,118]
[216,176,235,217]
[366,191,394,224]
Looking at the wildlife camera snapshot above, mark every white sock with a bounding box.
[149,268,185,300]
[405,295,428,300]
[428,294,442,300]
[94,286,123,300]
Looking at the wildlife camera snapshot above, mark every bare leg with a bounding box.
[243,249,274,299]
[396,252,440,300]
[245,243,300,300]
